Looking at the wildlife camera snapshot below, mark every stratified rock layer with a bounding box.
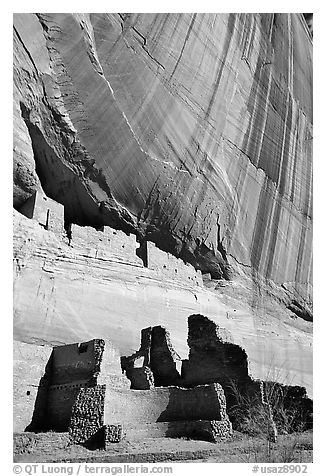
[13,13,312,303]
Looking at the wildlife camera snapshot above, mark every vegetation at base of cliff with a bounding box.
[227,379,312,437]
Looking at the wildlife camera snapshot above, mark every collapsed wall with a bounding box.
[16,313,312,445]
[70,382,232,446]
[19,191,64,236]
[180,315,313,433]
[18,337,232,445]
[23,339,130,433]
[122,315,312,434]
[121,326,182,388]
[181,314,252,391]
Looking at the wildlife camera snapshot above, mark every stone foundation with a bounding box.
[105,425,124,444]
[69,382,232,446]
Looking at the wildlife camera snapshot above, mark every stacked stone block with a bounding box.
[104,425,124,444]
[69,385,106,445]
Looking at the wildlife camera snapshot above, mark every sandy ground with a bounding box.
[14,431,312,464]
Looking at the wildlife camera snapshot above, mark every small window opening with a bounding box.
[45,209,50,230]
[78,342,88,353]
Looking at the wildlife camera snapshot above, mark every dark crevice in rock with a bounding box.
[18,97,231,281]
[131,26,165,70]
[13,26,39,74]
[216,216,227,262]
[18,101,136,235]
[303,13,313,38]
[287,299,313,322]
[135,240,148,267]
[141,224,231,280]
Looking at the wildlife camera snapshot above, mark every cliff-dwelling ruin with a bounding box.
[13,12,313,464]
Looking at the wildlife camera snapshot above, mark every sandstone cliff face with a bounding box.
[13,13,312,305]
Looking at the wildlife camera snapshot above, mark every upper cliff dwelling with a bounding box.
[13,12,312,463]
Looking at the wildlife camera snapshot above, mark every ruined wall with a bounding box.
[150,326,182,386]
[47,385,83,431]
[69,385,106,445]
[147,242,203,286]
[122,326,182,388]
[19,191,64,235]
[14,338,130,433]
[13,341,53,432]
[50,340,102,385]
[70,224,143,267]
[181,314,252,389]
[46,339,130,431]
[45,340,102,431]
[69,382,231,445]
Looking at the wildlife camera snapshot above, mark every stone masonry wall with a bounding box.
[19,191,64,235]
[69,385,106,444]
[156,383,228,423]
[46,339,129,432]
[51,340,101,385]
[70,224,143,267]
[69,382,231,445]
[15,339,129,433]
[69,384,232,446]
[124,420,232,443]
[147,242,203,286]
[17,193,205,292]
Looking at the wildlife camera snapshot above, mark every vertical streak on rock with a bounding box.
[205,14,236,121]
[13,13,312,298]
[265,197,282,280]
[170,13,197,78]
[250,177,274,273]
